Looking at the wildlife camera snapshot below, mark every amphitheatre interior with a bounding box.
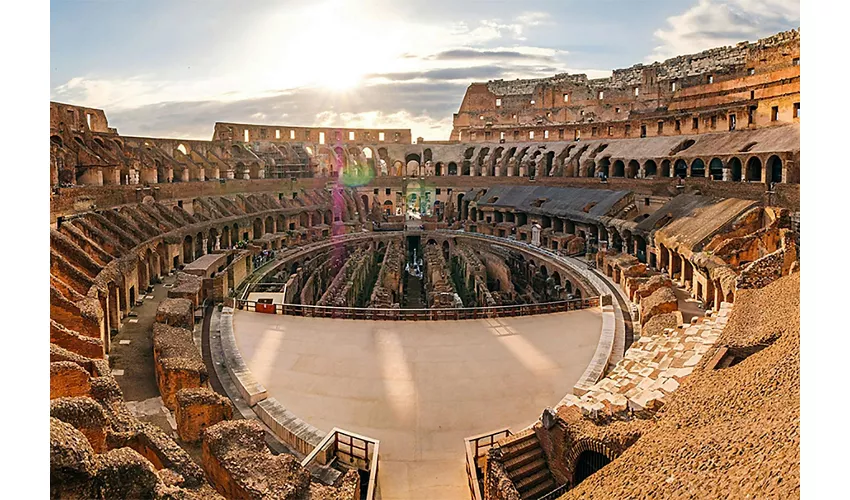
[50,29,800,500]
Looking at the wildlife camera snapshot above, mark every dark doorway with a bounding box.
[574,450,611,486]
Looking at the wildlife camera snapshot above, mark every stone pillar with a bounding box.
[722,167,731,182]
[215,236,221,251]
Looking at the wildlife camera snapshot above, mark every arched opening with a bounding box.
[544,151,555,177]
[383,200,393,216]
[361,194,369,212]
[729,157,743,181]
[709,158,724,180]
[51,135,63,147]
[221,226,231,249]
[195,232,204,260]
[690,158,705,178]
[626,160,639,179]
[612,160,625,177]
[674,159,688,178]
[253,219,263,238]
[207,228,219,253]
[435,162,444,176]
[746,157,763,182]
[767,155,783,183]
[448,162,458,176]
[176,144,188,155]
[574,450,611,486]
[643,160,657,178]
[461,161,471,176]
[264,216,274,234]
[660,159,671,178]
[182,235,193,264]
[596,157,610,178]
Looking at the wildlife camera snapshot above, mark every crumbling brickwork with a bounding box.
[152,323,207,410]
[175,388,233,443]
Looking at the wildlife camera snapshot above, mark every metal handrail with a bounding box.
[236,296,600,321]
[301,428,380,500]
[464,428,513,500]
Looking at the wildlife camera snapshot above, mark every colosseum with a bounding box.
[50,27,800,500]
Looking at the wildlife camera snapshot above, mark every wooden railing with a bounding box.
[301,427,380,500]
[464,428,512,500]
[236,296,599,321]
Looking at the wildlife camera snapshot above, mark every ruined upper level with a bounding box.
[214,122,412,145]
[452,30,800,142]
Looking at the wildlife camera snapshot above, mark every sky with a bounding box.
[50,0,799,141]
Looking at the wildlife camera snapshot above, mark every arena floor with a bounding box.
[232,309,603,499]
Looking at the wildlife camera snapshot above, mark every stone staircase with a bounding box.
[501,432,557,500]
[404,274,426,309]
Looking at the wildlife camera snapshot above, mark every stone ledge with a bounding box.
[254,398,326,460]
[218,307,267,406]
[572,304,616,397]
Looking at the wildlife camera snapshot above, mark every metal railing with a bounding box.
[236,296,600,321]
[464,428,513,500]
[301,428,380,500]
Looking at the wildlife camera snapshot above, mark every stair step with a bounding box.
[515,468,552,492]
[505,447,544,472]
[521,478,557,500]
[507,457,548,482]
[501,435,540,460]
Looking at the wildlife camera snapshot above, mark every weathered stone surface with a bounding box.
[640,286,678,326]
[175,388,233,443]
[50,396,109,452]
[156,298,194,329]
[51,361,91,399]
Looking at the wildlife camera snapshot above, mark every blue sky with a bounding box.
[50,0,799,140]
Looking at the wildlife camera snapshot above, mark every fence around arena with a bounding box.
[235,296,600,320]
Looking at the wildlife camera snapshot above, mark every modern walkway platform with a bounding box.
[232,309,602,500]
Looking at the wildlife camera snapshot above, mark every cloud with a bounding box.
[81,80,468,141]
[429,48,556,62]
[647,0,799,62]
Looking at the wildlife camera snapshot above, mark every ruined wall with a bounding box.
[452,30,800,142]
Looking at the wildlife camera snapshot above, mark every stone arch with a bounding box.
[435,162,444,176]
[543,151,555,177]
[596,157,610,178]
[182,235,193,264]
[612,160,625,177]
[643,160,658,178]
[660,159,671,178]
[406,160,420,177]
[447,162,458,176]
[709,158,724,180]
[691,158,706,178]
[746,156,763,182]
[626,160,640,179]
[264,216,274,234]
[729,157,743,181]
[253,218,263,238]
[579,159,594,178]
[221,226,231,249]
[565,439,617,487]
[674,159,688,178]
[194,232,204,260]
[207,227,219,253]
[767,155,782,183]
[461,160,471,176]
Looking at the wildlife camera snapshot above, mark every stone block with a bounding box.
[175,388,233,443]
[51,361,91,399]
